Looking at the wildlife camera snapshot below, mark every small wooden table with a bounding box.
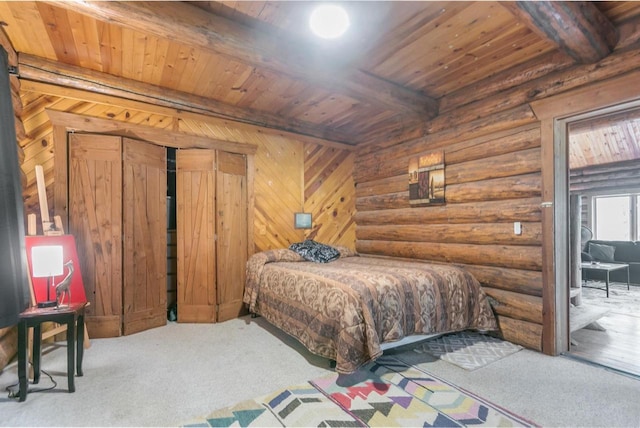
[581,262,630,298]
[17,302,88,402]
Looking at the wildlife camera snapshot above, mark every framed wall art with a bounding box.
[409,151,445,206]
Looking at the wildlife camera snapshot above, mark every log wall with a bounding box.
[355,121,544,351]
[570,158,640,195]
[355,42,640,352]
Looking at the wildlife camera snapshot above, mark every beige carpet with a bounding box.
[1,316,640,427]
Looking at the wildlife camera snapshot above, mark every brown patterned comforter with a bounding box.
[244,249,497,373]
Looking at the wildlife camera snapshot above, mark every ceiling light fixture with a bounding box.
[309,4,350,39]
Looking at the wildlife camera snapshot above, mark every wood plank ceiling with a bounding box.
[569,107,640,169]
[2,1,640,165]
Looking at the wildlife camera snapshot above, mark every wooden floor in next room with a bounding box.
[570,288,640,378]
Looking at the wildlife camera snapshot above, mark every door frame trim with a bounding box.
[530,70,640,355]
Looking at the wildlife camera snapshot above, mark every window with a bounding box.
[593,194,639,240]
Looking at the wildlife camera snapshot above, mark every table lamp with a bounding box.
[31,245,63,308]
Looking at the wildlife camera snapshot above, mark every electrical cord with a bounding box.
[5,363,58,400]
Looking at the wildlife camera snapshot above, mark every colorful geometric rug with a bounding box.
[413,332,523,371]
[183,356,535,427]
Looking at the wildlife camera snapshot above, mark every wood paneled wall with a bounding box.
[19,90,174,223]
[356,40,640,352]
[179,118,356,251]
[17,85,356,253]
[304,144,355,248]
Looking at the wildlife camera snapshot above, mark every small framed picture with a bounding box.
[294,212,312,229]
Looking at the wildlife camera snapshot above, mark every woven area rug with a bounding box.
[581,281,640,315]
[183,356,534,427]
[412,332,523,371]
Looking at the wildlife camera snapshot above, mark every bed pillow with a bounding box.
[581,251,594,262]
[588,242,616,262]
[334,245,358,258]
[289,240,340,263]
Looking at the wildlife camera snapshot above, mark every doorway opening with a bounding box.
[560,103,640,377]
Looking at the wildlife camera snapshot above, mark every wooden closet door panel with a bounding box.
[217,151,248,322]
[122,138,167,335]
[68,134,123,338]
[176,149,217,323]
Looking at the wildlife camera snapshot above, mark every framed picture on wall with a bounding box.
[409,151,445,206]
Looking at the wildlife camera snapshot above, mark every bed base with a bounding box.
[326,334,442,370]
[380,333,442,351]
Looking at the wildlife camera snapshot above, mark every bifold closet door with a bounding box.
[216,151,248,322]
[122,138,167,335]
[68,134,123,338]
[69,134,167,337]
[176,149,217,322]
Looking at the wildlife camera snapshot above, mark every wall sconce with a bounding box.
[294,212,312,229]
[31,245,63,308]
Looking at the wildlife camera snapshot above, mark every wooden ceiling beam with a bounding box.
[440,50,576,113]
[18,53,355,145]
[45,0,438,120]
[502,1,618,64]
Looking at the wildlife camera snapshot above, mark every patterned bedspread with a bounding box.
[244,249,498,373]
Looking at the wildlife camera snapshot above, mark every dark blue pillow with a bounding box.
[588,242,615,262]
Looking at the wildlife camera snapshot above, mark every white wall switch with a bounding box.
[514,221,522,235]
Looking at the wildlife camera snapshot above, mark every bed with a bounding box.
[244,247,498,373]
